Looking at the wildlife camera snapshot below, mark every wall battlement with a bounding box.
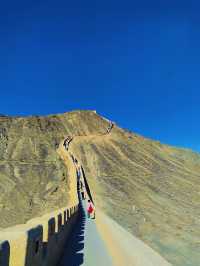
[0,203,79,266]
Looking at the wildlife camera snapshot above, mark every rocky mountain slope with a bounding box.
[0,111,107,228]
[0,110,199,266]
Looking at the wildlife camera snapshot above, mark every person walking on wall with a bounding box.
[63,139,68,150]
[77,167,81,180]
[79,180,83,190]
[80,186,85,200]
[87,200,95,219]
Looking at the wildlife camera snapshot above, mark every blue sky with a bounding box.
[0,0,200,151]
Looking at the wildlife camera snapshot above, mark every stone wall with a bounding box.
[0,203,79,266]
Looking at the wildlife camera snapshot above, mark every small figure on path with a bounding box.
[87,200,95,219]
[63,139,68,150]
[77,167,81,180]
[80,186,85,200]
[78,180,83,190]
[63,136,73,150]
[107,122,114,134]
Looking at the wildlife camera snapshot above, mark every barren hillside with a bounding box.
[0,111,107,227]
[0,110,199,266]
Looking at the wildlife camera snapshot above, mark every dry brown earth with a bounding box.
[0,110,199,265]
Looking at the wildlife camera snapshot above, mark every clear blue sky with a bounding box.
[0,0,200,151]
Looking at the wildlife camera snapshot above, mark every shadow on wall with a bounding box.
[58,192,86,266]
[81,166,94,204]
[0,205,78,266]
[26,210,78,266]
[0,241,10,266]
[25,226,43,266]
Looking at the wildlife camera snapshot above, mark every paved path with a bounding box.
[58,196,113,266]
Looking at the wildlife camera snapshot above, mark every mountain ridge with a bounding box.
[0,110,199,266]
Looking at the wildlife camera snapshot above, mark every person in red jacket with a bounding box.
[87,200,95,219]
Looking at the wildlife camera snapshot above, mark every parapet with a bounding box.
[0,203,79,266]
